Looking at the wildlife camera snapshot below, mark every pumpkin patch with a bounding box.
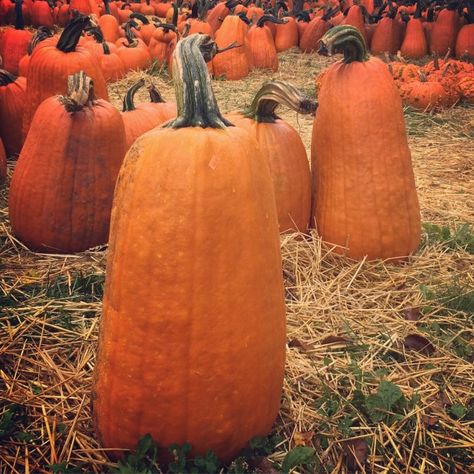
[0,0,473,472]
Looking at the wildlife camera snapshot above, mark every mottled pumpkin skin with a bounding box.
[228,113,311,233]
[9,95,125,253]
[93,126,286,462]
[311,58,421,260]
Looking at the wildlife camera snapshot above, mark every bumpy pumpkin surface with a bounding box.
[9,72,125,253]
[311,26,421,260]
[93,34,286,463]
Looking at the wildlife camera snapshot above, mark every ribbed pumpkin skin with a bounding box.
[311,58,421,260]
[228,114,311,233]
[93,127,286,461]
[121,103,177,150]
[0,73,26,156]
[0,138,6,184]
[429,8,459,55]
[400,18,428,59]
[370,17,402,55]
[455,24,474,59]
[275,17,299,52]
[22,41,108,138]
[9,94,125,253]
[299,17,330,52]
[246,25,279,71]
[212,16,250,80]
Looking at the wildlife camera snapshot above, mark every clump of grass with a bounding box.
[422,222,474,254]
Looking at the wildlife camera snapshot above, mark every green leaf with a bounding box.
[450,404,467,419]
[192,450,220,473]
[168,442,192,473]
[377,381,403,410]
[281,446,315,473]
[365,394,386,423]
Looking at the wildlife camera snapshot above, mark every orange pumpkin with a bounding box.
[121,78,176,150]
[22,15,108,138]
[0,69,26,156]
[311,26,421,260]
[246,15,284,71]
[228,80,315,233]
[9,72,126,253]
[212,14,251,80]
[0,137,6,185]
[93,34,285,463]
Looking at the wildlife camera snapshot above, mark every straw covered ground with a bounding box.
[1,50,473,473]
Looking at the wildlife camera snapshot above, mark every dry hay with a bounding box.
[1,50,473,473]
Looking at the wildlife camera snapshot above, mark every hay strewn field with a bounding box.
[1,50,473,473]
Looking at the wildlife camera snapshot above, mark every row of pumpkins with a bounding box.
[1,0,474,80]
[1,16,422,261]
[3,27,425,464]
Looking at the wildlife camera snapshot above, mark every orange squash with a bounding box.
[121,78,176,150]
[246,15,284,71]
[212,14,251,80]
[22,15,108,138]
[228,80,315,233]
[0,69,26,156]
[0,137,6,185]
[93,34,286,463]
[311,26,421,260]
[9,72,126,253]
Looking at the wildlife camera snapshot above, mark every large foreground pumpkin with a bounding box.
[311,26,421,260]
[93,34,286,462]
[9,72,125,253]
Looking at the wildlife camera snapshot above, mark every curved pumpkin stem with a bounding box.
[28,27,53,55]
[165,34,232,129]
[318,25,369,64]
[123,79,145,112]
[87,26,105,44]
[59,71,96,113]
[0,69,17,86]
[256,15,286,27]
[130,12,150,25]
[244,81,317,123]
[57,15,91,53]
[148,84,166,103]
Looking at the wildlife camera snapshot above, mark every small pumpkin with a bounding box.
[0,0,32,75]
[246,15,285,71]
[400,71,450,112]
[212,14,251,80]
[121,78,176,150]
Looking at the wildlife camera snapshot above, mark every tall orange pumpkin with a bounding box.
[227,80,315,233]
[311,26,421,260]
[9,72,125,254]
[93,33,286,463]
